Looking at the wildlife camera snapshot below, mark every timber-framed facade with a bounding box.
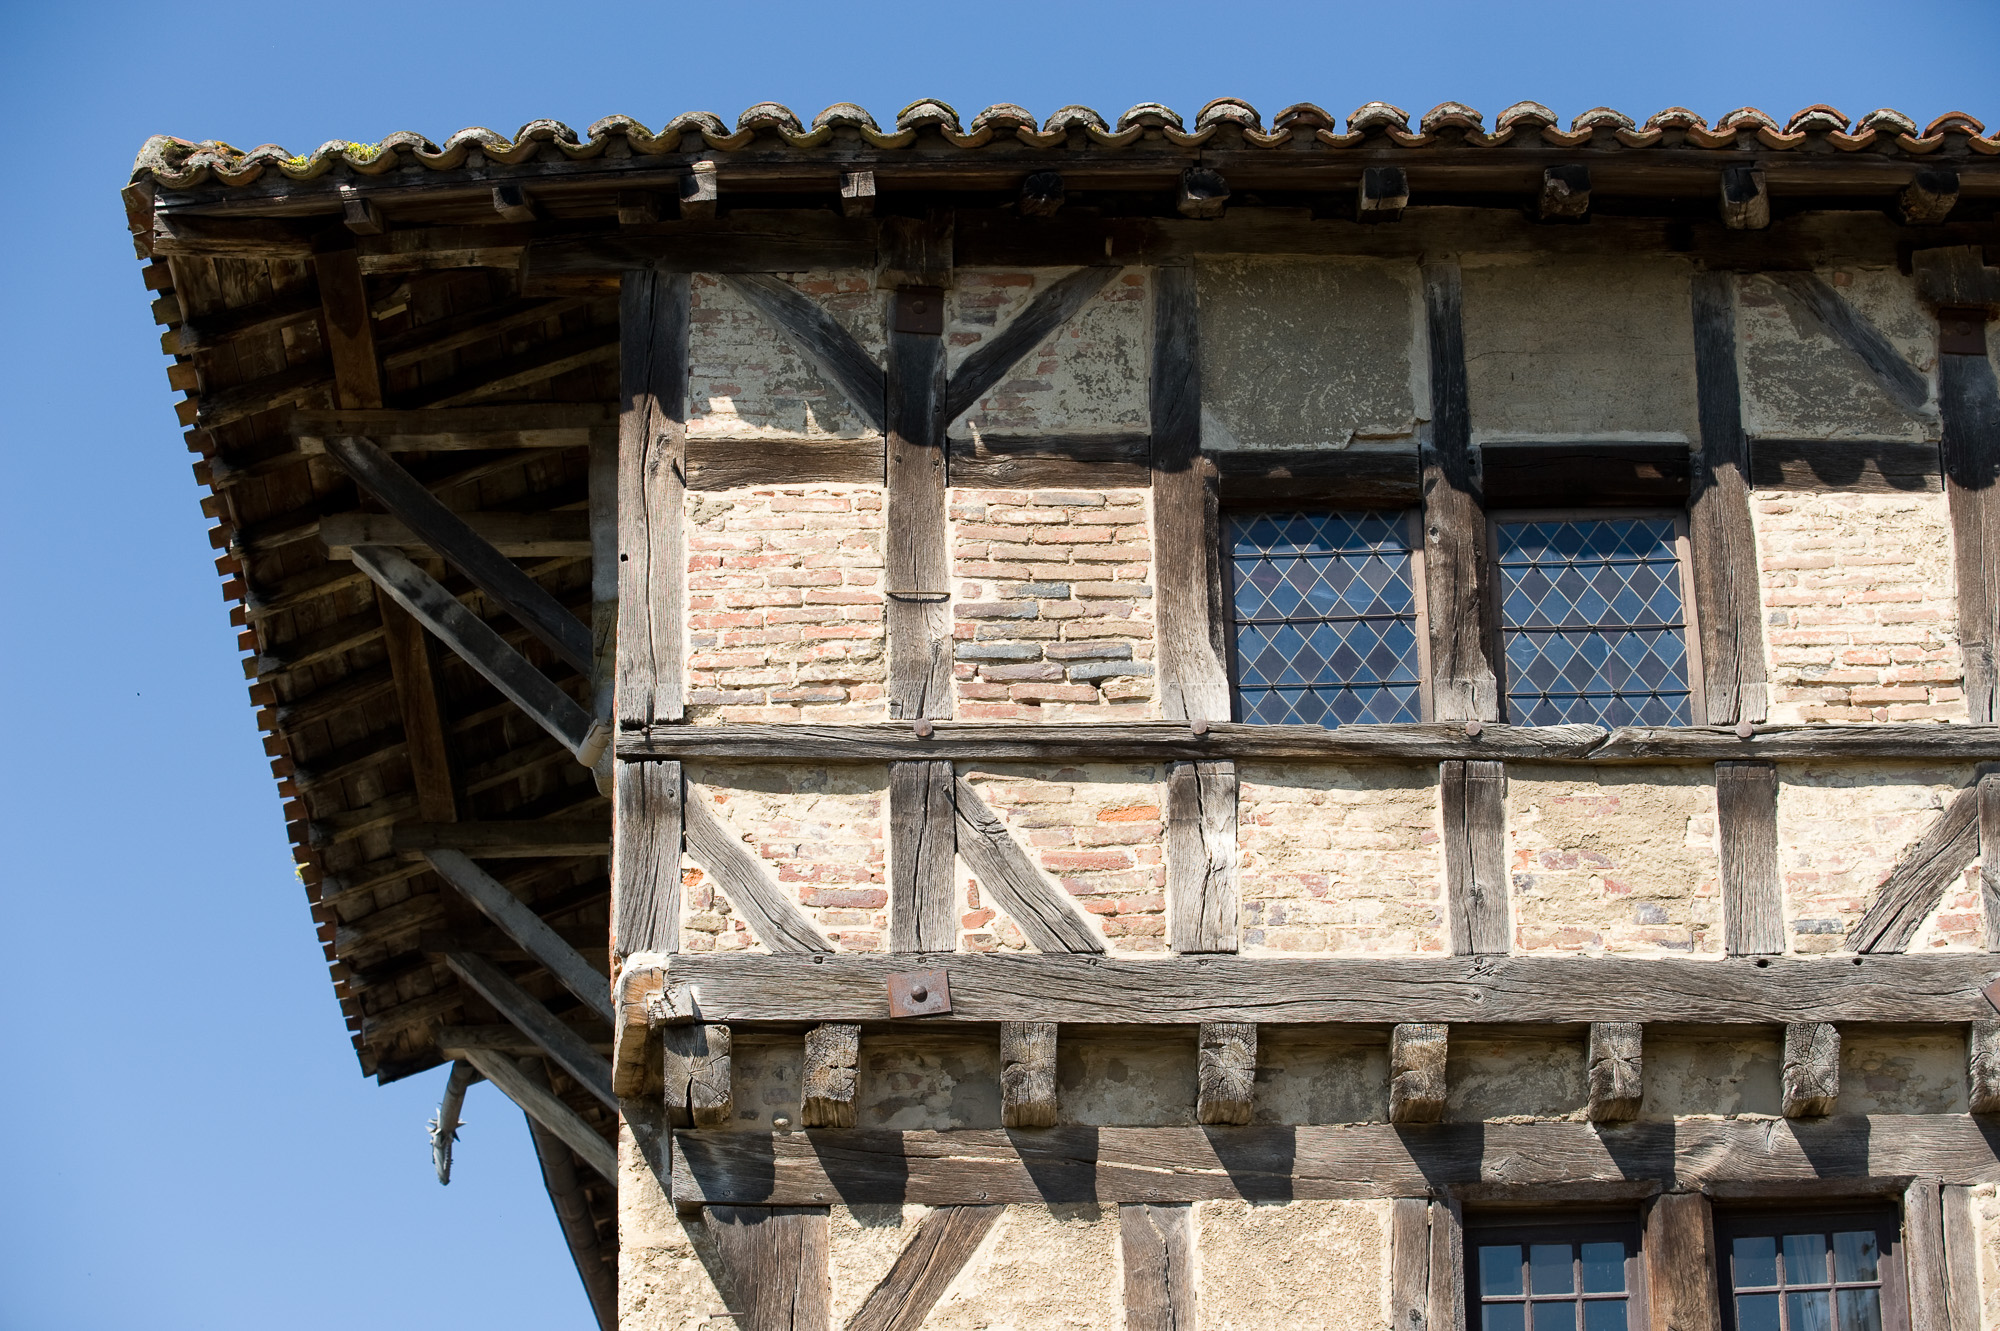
[125,97,2000,1329]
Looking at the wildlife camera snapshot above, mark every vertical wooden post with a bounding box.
[1717,761,1784,956]
[1645,1191,1722,1331]
[1121,1202,1196,1331]
[1906,1177,1951,1331]
[1167,759,1238,953]
[613,758,681,959]
[615,269,689,730]
[704,1206,832,1331]
[888,760,956,952]
[1420,261,1497,723]
[1940,326,2000,723]
[1968,1021,2000,1114]
[1688,271,1770,724]
[1426,1197,1465,1331]
[883,221,951,721]
[1150,264,1230,722]
[588,428,619,722]
[1980,773,2000,951]
[315,239,459,824]
[1389,1198,1432,1331]
[1942,1184,1982,1331]
[1441,759,1508,953]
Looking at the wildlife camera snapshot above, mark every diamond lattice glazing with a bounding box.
[1228,511,1421,725]
[1496,518,1691,726]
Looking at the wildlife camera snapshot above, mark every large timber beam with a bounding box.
[445,1043,616,1182]
[444,952,615,1108]
[426,848,614,1021]
[519,1058,618,1331]
[670,1116,2000,1207]
[641,952,1999,1025]
[1849,771,1993,952]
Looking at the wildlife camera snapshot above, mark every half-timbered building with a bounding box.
[124,96,2000,1329]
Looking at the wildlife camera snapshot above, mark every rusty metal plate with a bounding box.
[891,286,945,336]
[1983,975,2000,1015]
[888,967,951,1018]
[1939,307,1989,356]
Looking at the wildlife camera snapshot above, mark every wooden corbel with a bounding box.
[611,954,696,1097]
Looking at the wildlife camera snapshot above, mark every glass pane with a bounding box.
[1531,1243,1576,1295]
[1734,1235,1779,1289]
[1580,1242,1626,1293]
[1481,1244,1525,1297]
[1735,1293,1781,1331]
[1582,1302,1628,1331]
[1788,1290,1833,1331]
[1832,1231,1879,1284]
[1836,1288,1883,1331]
[1530,1304,1578,1331]
[1483,1305,1527,1331]
[1784,1233,1830,1285]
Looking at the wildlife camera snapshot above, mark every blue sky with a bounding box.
[2,2,1996,1327]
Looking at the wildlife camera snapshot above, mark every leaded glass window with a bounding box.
[1226,511,1423,726]
[1718,1212,1906,1331]
[1468,1218,1645,1330]
[1495,515,1694,727]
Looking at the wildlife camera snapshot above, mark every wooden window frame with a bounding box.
[1219,505,1434,725]
[1463,1208,1651,1330]
[1713,1206,1909,1331]
[1484,506,1708,727]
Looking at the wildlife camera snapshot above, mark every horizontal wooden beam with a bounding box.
[617,720,2000,766]
[671,1115,2000,1207]
[445,1043,616,1182]
[294,404,616,452]
[651,952,1997,1025]
[444,952,616,1109]
[393,820,610,857]
[947,433,1150,489]
[425,848,614,1022]
[321,511,590,558]
[686,436,884,490]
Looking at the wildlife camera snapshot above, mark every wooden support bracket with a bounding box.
[1586,1021,1644,1123]
[1000,1021,1058,1128]
[801,1023,860,1128]
[1782,1021,1840,1118]
[445,1043,617,1181]
[1196,1021,1256,1125]
[1390,1022,1449,1124]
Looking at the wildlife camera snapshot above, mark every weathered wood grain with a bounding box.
[1151,265,1230,722]
[886,289,952,721]
[685,436,884,489]
[663,1022,732,1129]
[1913,246,2000,311]
[518,1058,618,1331]
[703,1206,831,1331]
[614,759,681,957]
[312,241,386,411]
[1783,1022,1841,1118]
[320,510,590,558]
[1645,1192,1721,1331]
[1123,1203,1195,1331]
[1587,1022,1644,1123]
[612,960,669,1098]
[1689,271,1770,724]
[723,273,887,434]
[446,1043,616,1181]
[951,778,1103,954]
[327,434,593,673]
[1420,261,1497,722]
[394,820,609,857]
[801,1024,859,1129]
[619,719,2000,765]
[944,265,1118,422]
[1167,760,1238,954]
[1941,343,2000,723]
[617,269,690,727]
[294,403,616,452]
[1982,775,2000,953]
[375,586,458,823]
[1765,271,1930,414]
[681,789,833,954]
[1427,1199,1464,1331]
[1196,1022,1256,1125]
[425,848,614,1021]
[1441,760,1509,954]
[946,432,1151,489]
[410,325,620,408]
[1000,1022,1058,1129]
[443,952,615,1108]
[1943,1184,1981,1331]
[1212,447,1420,507]
[1907,1177,1951,1331]
[1480,443,1692,507]
[844,1205,1002,1331]
[1718,761,1784,956]
[647,952,2000,1025]
[1750,437,1943,493]
[1390,1023,1449,1124]
[1850,775,1986,953]
[1389,1198,1431,1331]
[1720,165,1771,230]
[526,213,879,281]
[888,761,956,953]
[669,1116,2000,1206]
[1969,1021,2000,1115]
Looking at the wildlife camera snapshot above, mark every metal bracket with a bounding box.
[887,967,951,1018]
[892,287,945,336]
[1983,975,2000,1016]
[1939,306,1989,356]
